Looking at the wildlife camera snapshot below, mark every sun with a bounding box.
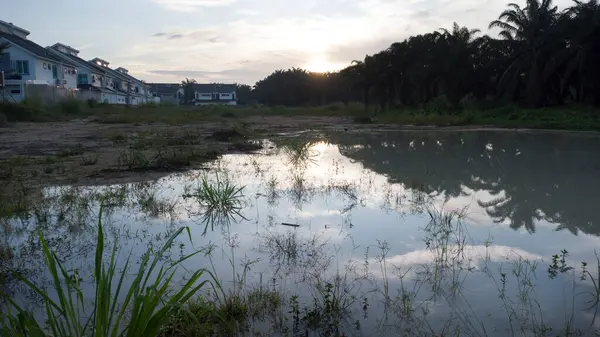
[304,57,341,73]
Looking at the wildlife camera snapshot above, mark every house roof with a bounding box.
[44,48,79,68]
[192,83,236,93]
[78,84,127,95]
[53,49,106,74]
[96,63,130,82]
[0,32,73,65]
[113,69,147,87]
[149,83,180,94]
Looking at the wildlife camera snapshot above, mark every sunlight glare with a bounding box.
[310,142,328,154]
[304,58,341,73]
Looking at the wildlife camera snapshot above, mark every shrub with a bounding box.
[86,98,98,108]
[58,99,83,115]
[424,95,452,113]
[0,101,42,122]
[353,115,374,124]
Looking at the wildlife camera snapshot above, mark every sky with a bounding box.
[3,0,573,85]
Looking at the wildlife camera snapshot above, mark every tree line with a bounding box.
[233,0,600,110]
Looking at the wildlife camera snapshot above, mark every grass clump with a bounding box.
[0,207,211,337]
[79,154,99,166]
[183,175,246,235]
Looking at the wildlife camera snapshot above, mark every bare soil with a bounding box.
[0,115,351,187]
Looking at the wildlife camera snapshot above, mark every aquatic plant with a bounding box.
[0,207,210,337]
[184,175,246,235]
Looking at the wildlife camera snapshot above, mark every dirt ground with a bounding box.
[0,115,353,187]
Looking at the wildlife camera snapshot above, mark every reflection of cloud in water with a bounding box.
[365,245,543,279]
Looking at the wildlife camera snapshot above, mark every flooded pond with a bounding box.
[2,130,600,336]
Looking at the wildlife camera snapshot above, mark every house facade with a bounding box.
[192,83,237,106]
[149,83,181,104]
[0,21,78,91]
[89,58,151,105]
[48,43,124,104]
[114,67,151,105]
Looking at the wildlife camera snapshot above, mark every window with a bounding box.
[15,60,29,75]
[77,73,88,84]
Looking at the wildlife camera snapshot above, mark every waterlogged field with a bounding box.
[2,130,600,336]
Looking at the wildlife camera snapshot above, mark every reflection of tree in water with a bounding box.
[327,131,600,235]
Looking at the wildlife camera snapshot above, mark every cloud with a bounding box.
[144,51,311,83]
[118,0,578,83]
[152,0,237,11]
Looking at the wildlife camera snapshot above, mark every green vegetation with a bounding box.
[249,0,600,110]
[2,98,600,131]
[183,175,247,235]
[0,208,210,337]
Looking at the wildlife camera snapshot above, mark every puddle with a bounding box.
[2,130,600,336]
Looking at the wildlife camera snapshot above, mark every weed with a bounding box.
[353,115,374,124]
[79,154,98,166]
[580,252,600,311]
[153,147,197,170]
[281,140,319,168]
[548,249,573,279]
[57,143,84,157]
[109,132,126,145]
[117,147,150,170]
[0,207,211,337]
[183,175,246,235]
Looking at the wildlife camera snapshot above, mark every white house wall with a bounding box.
[34,58,60,85]
[61,66,77,89]
[2,45,37,82]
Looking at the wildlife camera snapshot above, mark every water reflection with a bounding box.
[327,130,600,235]
[2,130,600,336]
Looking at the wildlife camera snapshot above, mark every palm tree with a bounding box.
[489,0,560,106]
[438,22,483,107]
[180,78,196,104]
[556,0,600,104]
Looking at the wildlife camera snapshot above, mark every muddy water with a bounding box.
[3,130,600,336]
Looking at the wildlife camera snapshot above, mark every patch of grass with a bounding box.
[108,132,126,145]
[57,143,84,157]
[183,175,246,235]
[153,147,198,170]
[281,140,319,168]
[353,115,374,124]
[117,147,150,170]
[0,113,7,127]
[79,154,98,166]
[0,208,211,337]
[207,128,248,142]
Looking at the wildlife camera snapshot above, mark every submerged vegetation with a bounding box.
[2,134,600,336]
[0,210,210,337]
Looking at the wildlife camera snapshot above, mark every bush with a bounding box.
[0,113,7,127]
[353,115,374,124]
[86,98,98,108]
[58,99,83,114]
[424,95,453,113]
[0,102,42,122]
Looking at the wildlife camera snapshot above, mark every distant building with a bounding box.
[89,57,151,105]
[47,43,124,104]
[149,83,182,104]
[0,20,78,91]
[192,83,237,106]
